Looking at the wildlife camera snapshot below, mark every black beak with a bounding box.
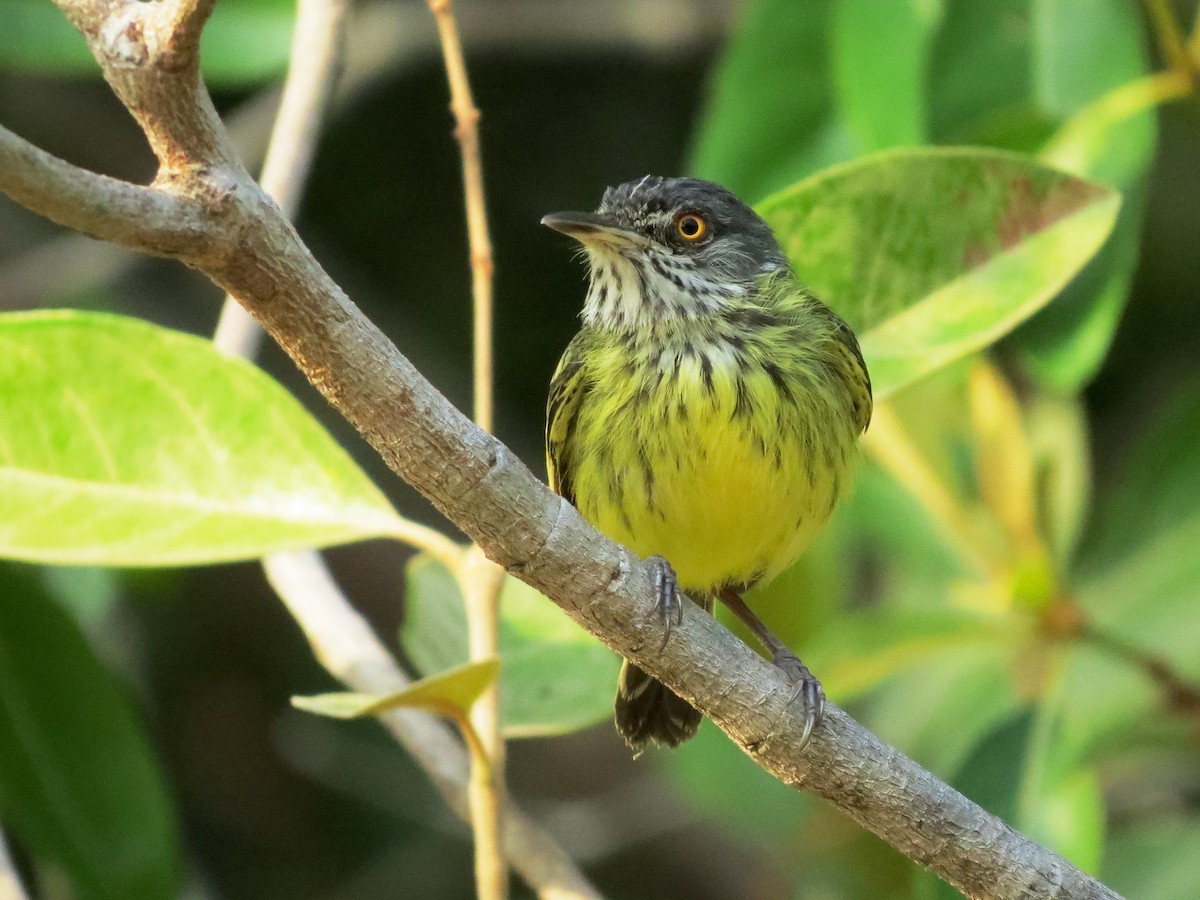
[541,212,641,244]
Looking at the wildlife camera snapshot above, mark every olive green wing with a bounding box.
[763,271,873,434]
[545,333,591,507]
[832,318,873,434]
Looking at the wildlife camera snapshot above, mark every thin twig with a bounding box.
[459,546,509,899]
[426,1,505,895]
[0,824,30,900]
[263,550,601,900]
[428,0,495,435]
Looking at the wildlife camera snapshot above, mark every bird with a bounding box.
[542,176,871,752]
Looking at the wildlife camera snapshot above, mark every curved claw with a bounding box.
[647,555,681,652]
[778,653,825,751]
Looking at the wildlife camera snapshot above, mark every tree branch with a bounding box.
[0,2,1124,898]
[0,124,214,256]
[215,0,351,358]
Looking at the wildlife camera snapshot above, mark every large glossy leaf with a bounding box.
[0,311,399,566]
[688,0,848,200]
[695,0,1150,391]
[757,147,1120,398]
[0,564,180,899]
[830,0,942,153]
[0,0,294,85]
[1011,0,1154,388]
[400,556,620,738]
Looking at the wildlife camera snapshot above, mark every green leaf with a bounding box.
[1076,375,1200,699]
[927,1,1040,147]
[1016,669,1106,872]
[0,311,399,566]
[688,0,850,200]
[1079,519,1200,686]
[952,699,1105,875]
[0,0,294,85]
[861,635,1021,777]
[0,563,180,899]
[757,147,1120,398]
[1010,185,1145,392]
[400,556,621,738]
[1082,372,1200,570]
[1009,0,1154,389]
[292,659,500,720]
[1103,820,1200,900]
[830,0,943,152]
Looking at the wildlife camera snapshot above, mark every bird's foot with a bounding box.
[772,650,825,750]
[647,555,682,652]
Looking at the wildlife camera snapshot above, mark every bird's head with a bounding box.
[543,176,789,330]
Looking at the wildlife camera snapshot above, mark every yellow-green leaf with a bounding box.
[757,147,1120,398]
[292,659,500,720]
[0,311,399,566]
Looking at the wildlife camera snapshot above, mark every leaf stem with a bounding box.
[456,546,508,899]
[1040,69,1194,174]
[1142,0,1197,80]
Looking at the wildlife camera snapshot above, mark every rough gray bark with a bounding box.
[0,3,1123,898]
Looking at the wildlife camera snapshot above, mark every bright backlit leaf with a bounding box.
[0,311,399,566]
[292,659,500,721]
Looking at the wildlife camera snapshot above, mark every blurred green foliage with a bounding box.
[1,0,1199,899]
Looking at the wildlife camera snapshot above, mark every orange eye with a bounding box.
[675,213,707,241]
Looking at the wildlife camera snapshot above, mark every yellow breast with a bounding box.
[570,339,855,594]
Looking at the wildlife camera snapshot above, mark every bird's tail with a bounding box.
[614,660,701,751]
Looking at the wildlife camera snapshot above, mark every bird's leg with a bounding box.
[647,555,683,652]
[717,587,825,748]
